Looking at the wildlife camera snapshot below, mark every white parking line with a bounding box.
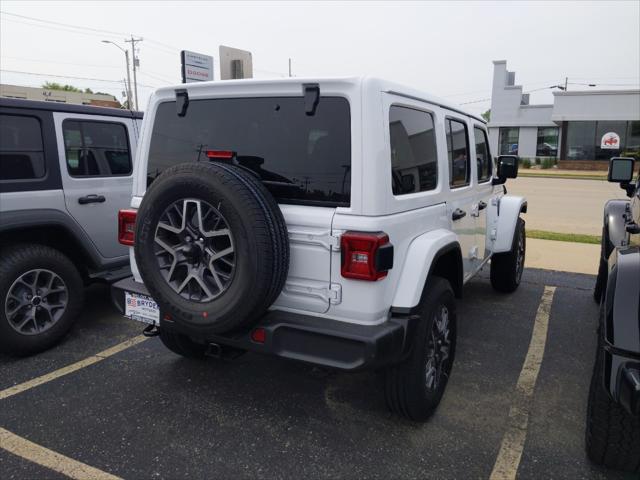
[489,286,556,480]
[0,335,148,401]
[0,426,122,480]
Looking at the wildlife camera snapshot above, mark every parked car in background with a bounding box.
[0,99,142,355]
[588,157,640,473]
[111,77,526,421]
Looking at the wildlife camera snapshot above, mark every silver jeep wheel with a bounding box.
[154,198,236,302]
[4,269,68,335]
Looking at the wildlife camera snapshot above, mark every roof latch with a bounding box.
[303,83,320,116]
[176,89,189,117]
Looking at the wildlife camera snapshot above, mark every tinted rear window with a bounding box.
[148,97,351,206]
[0,114,46,180]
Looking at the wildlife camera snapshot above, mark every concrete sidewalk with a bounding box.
[525,238,599,275]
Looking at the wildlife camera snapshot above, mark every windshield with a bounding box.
[147,96,351,206]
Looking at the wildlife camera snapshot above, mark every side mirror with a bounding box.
[493,155,519,185]
[609,157,636,197]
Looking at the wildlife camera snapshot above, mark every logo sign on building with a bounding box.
[600,132,621,149]
[181,50,214,83]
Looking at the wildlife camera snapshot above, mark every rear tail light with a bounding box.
[341,231,393,281]
[206,150,234,160]
[118,209,137,246]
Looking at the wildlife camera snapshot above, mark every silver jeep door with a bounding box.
[53,112,137,259]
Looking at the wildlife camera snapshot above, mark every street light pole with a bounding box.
[101,40,132,109]
[125,36,143,110]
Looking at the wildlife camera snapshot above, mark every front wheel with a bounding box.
[490,217,525,293]
[586,319,640,472]
[384,276,457,422]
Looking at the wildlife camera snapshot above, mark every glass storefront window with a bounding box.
[624,121,640,160]
[499,127,519,155]
[595,121,628,160]
[566,121,596,160]
[536,127,559,157]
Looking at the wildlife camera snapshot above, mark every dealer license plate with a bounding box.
[124,291,160,325]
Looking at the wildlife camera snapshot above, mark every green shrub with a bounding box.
[520,158,532,169]
[541,158,555,169]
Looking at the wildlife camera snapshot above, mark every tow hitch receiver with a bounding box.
[143,324,160,337]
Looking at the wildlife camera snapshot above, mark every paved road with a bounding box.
[0,271,625,480]
[508,177,623,235]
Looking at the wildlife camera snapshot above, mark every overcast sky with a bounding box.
[1,1,638,113]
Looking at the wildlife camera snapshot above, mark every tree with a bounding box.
[84,87,94,94]
[481,109,491,122]
[41,82,83,93]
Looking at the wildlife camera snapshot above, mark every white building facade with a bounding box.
[487,60,640,169]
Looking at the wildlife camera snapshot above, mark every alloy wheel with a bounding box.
[154,198,236,302]
[4,269,68,335]
[425,304,451,392]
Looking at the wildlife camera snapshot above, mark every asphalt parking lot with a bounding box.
[0,268,631,480]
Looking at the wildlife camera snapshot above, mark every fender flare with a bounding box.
[0,208,111,269]
[392,229,462,310]
[493,195,527,253]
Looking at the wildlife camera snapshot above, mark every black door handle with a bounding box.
[478,201,487,211]
[452,208,467,221]
[78,194,106,205]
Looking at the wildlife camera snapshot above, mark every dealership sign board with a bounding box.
[601,132,620,149]
[181,50,214,83]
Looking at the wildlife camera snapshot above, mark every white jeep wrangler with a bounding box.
[112,77,526,421]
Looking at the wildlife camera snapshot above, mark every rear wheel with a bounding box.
[384,276,457,421]
[586,315,640,472]
[0,244,84,356]
[491,217,525,293]
[159,329,208,359]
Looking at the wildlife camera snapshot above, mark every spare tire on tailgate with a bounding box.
[134,161,289,334]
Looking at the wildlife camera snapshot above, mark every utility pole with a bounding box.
[125,36,143,110]
[564,76,568,92]
[288,58,292,77]
[101,40,132,109]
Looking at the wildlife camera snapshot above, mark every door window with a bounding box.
[63,120,131,177]
[446,118,470,188]
[389,105,438,195]
[474,127,492,183]
[0,114,46,180]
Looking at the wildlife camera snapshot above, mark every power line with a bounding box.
[0,69,157,88]
[1,55,121,69]
[0,10,127,36]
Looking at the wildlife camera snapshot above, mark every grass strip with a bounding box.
[526,229,601,245]
[519,173,607,181]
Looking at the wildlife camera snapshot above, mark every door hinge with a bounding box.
[288,229,340,251]
[282,282,342,304]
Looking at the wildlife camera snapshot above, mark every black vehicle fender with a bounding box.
[0,208,122,271]
[602,246,640,399]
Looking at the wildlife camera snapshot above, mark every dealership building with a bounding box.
[487,60,640,169]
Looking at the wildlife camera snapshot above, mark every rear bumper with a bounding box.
[111,276,416,371]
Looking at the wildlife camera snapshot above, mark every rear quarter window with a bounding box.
[147,96,351,206]
[0,114,46,180]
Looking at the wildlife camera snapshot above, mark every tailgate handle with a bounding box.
[78,194,106,205]
[452,208,467,221]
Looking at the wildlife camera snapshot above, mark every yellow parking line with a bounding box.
[489,286,556,480]
[0,335,148,401]
[0,426,122,480]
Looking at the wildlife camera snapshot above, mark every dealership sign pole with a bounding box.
[181,50,214,83]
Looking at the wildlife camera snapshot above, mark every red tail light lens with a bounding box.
[341,231,393,281]
[206,150,234,160]
[118,209,137,246]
